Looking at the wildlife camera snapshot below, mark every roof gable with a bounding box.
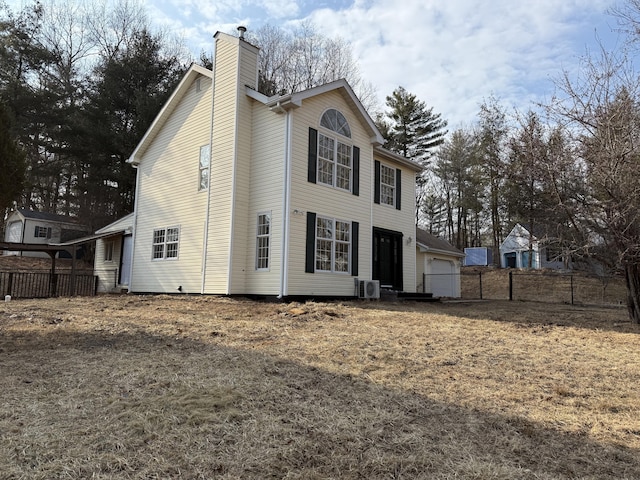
[260,79,385,146]
[128,64,212,165]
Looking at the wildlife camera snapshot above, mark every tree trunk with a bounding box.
[624,263,640,324]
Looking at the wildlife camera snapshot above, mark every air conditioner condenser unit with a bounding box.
[358,279,380,299]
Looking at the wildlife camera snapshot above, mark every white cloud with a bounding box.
[142,0,620,127]
[304,0,619,127]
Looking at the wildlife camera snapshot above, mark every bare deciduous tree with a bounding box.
[548,46,640,323]
[249,22,378,112]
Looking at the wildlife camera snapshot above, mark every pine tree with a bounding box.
[382,86,448,166]
[0,102,26,223]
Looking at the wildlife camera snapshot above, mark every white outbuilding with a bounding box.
[415,228,465,298]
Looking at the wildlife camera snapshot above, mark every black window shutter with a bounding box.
[374,160,380,204]
[305,212,316,273]
[308,128,317,184]
[352,146,360,196]
[351,221,359,276]
[395,168,402,210]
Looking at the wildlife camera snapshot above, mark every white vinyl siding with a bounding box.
[373,153,419,293]
[286,91,372,296]
[244,103,284,294]
[131,73,212,293]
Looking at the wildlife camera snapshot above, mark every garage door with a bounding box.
[431,259,455,297]
[7,221,22,242]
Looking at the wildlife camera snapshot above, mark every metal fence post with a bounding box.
[509,271,513,301]
[570,275,574,305]
[479,272,483,299]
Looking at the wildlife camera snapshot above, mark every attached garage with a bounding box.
[415,228,465,298]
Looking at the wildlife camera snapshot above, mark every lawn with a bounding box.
[1,295,639,479]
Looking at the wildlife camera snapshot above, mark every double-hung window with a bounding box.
[315,216,351,274]
[255,212,271,270]
[152,226,180,260]
[318,133,352,191]
[199,144,210,191]
[380,163,396,206]
[306,212,359,276]
[374,160,401,210]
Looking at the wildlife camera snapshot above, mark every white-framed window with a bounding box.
[152,226,180,260]
[318,133,352,191]
[34,225,51,238]
[380,163,396,206]
[255,212,271,270]
[315,216,350,274]
[320,108,351,137]
[199,144,210,191]
[104,240,114,262]
[317,109,352,192]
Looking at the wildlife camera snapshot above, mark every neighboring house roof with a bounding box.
[13,208,83,225]
[416,228,465,257]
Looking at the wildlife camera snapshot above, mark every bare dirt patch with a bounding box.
[1,295,639,479]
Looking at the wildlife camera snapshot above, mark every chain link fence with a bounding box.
[459,269,627,306]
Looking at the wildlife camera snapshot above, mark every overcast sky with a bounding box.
[6,0,626,128]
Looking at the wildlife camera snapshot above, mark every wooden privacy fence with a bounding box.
[461,270,627,306]
[0,271,98,299]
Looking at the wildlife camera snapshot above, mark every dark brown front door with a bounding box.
[373,227,403,291]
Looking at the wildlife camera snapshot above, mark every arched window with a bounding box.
[320,109,351,138]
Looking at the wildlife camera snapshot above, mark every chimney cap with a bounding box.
[237,26,247,39]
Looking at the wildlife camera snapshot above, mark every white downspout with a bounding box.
[278,109,293,298]
[201,48,217,294]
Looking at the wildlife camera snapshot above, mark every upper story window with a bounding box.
[380,163,396,206]
[308,110,360,196]
[317,133,352,191]
[374,160,401,210]
[199,144,210,191]
[320,109,351,138]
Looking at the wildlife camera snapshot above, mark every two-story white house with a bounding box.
[95,29,422,298]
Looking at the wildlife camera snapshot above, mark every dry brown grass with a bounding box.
[1,295,639,479]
